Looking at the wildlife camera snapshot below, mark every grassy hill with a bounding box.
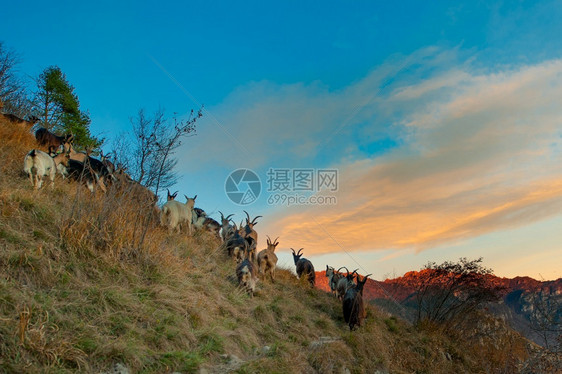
[0,118,543,373]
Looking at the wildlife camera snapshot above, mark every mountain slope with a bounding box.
[0,118,541,373]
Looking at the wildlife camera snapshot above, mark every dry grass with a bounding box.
[0,118,535,373]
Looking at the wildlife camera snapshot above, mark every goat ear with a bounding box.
[193,195,197,200]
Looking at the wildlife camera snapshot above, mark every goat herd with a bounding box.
[19,125,370,331]
[161,192,372,331]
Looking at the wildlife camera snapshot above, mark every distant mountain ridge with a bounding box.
[315,270,562,302]
[315,269,562,347]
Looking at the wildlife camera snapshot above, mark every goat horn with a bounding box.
[225,214,234,220]
[337,266,348,274]
[297,248,304,255]
[251,215,262,224]
[243,210,250,223]
[266,235,271,244]
[273,236,279,245]
[290,248,296,254]
[218,210,224,220]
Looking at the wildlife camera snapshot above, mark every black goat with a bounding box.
[291,248,316,286]
[343,273,371,331]
[225,229,249,264]
[66,156,112,193]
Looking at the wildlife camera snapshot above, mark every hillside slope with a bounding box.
[0,118,543,373]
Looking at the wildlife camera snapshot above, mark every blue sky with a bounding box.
[3,1,562,280]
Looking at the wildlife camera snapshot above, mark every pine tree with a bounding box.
[35,66,100,149]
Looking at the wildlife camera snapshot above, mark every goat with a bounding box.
[343,273,371,331]
[99,150,115,175]
[65,159,101,193]
[23,149,70,189]
[48,146,70,179]
[160,195,195,234]
[1,112,38,129]
[218,211,235,242]
[240,210,262,262]
[59,135,90,163]
[225,228,248,264]
[203,217,221,238]
[291,248,316,287]
[191,204,206,229]
[236,256,258,297]
[194,214,221,237]
[336,268,357,300]
[65,153,113,193]
[35,128,70,150]
[190,204,221,238]
[326,265,345,297]
[257,236,279,282]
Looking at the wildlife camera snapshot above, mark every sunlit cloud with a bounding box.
[259,56,562,257]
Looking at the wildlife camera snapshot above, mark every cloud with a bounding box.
[176,47,453,172]
[260,57,562,255]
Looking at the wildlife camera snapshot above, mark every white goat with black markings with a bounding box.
[236,253,258,297]
[326,265,345,297]
[218,211,236,242]
[23,148,70,189]
[160,194,196,234]
[191,203,206,229]
[191,204,221,238]
[336,267,358,300]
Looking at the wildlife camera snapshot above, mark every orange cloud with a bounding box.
[262,59,562,256]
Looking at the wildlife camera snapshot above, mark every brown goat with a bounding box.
[34,127,70,150]
[257,236,279,282]
[1,112,38,129]
[240,210,261,262]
